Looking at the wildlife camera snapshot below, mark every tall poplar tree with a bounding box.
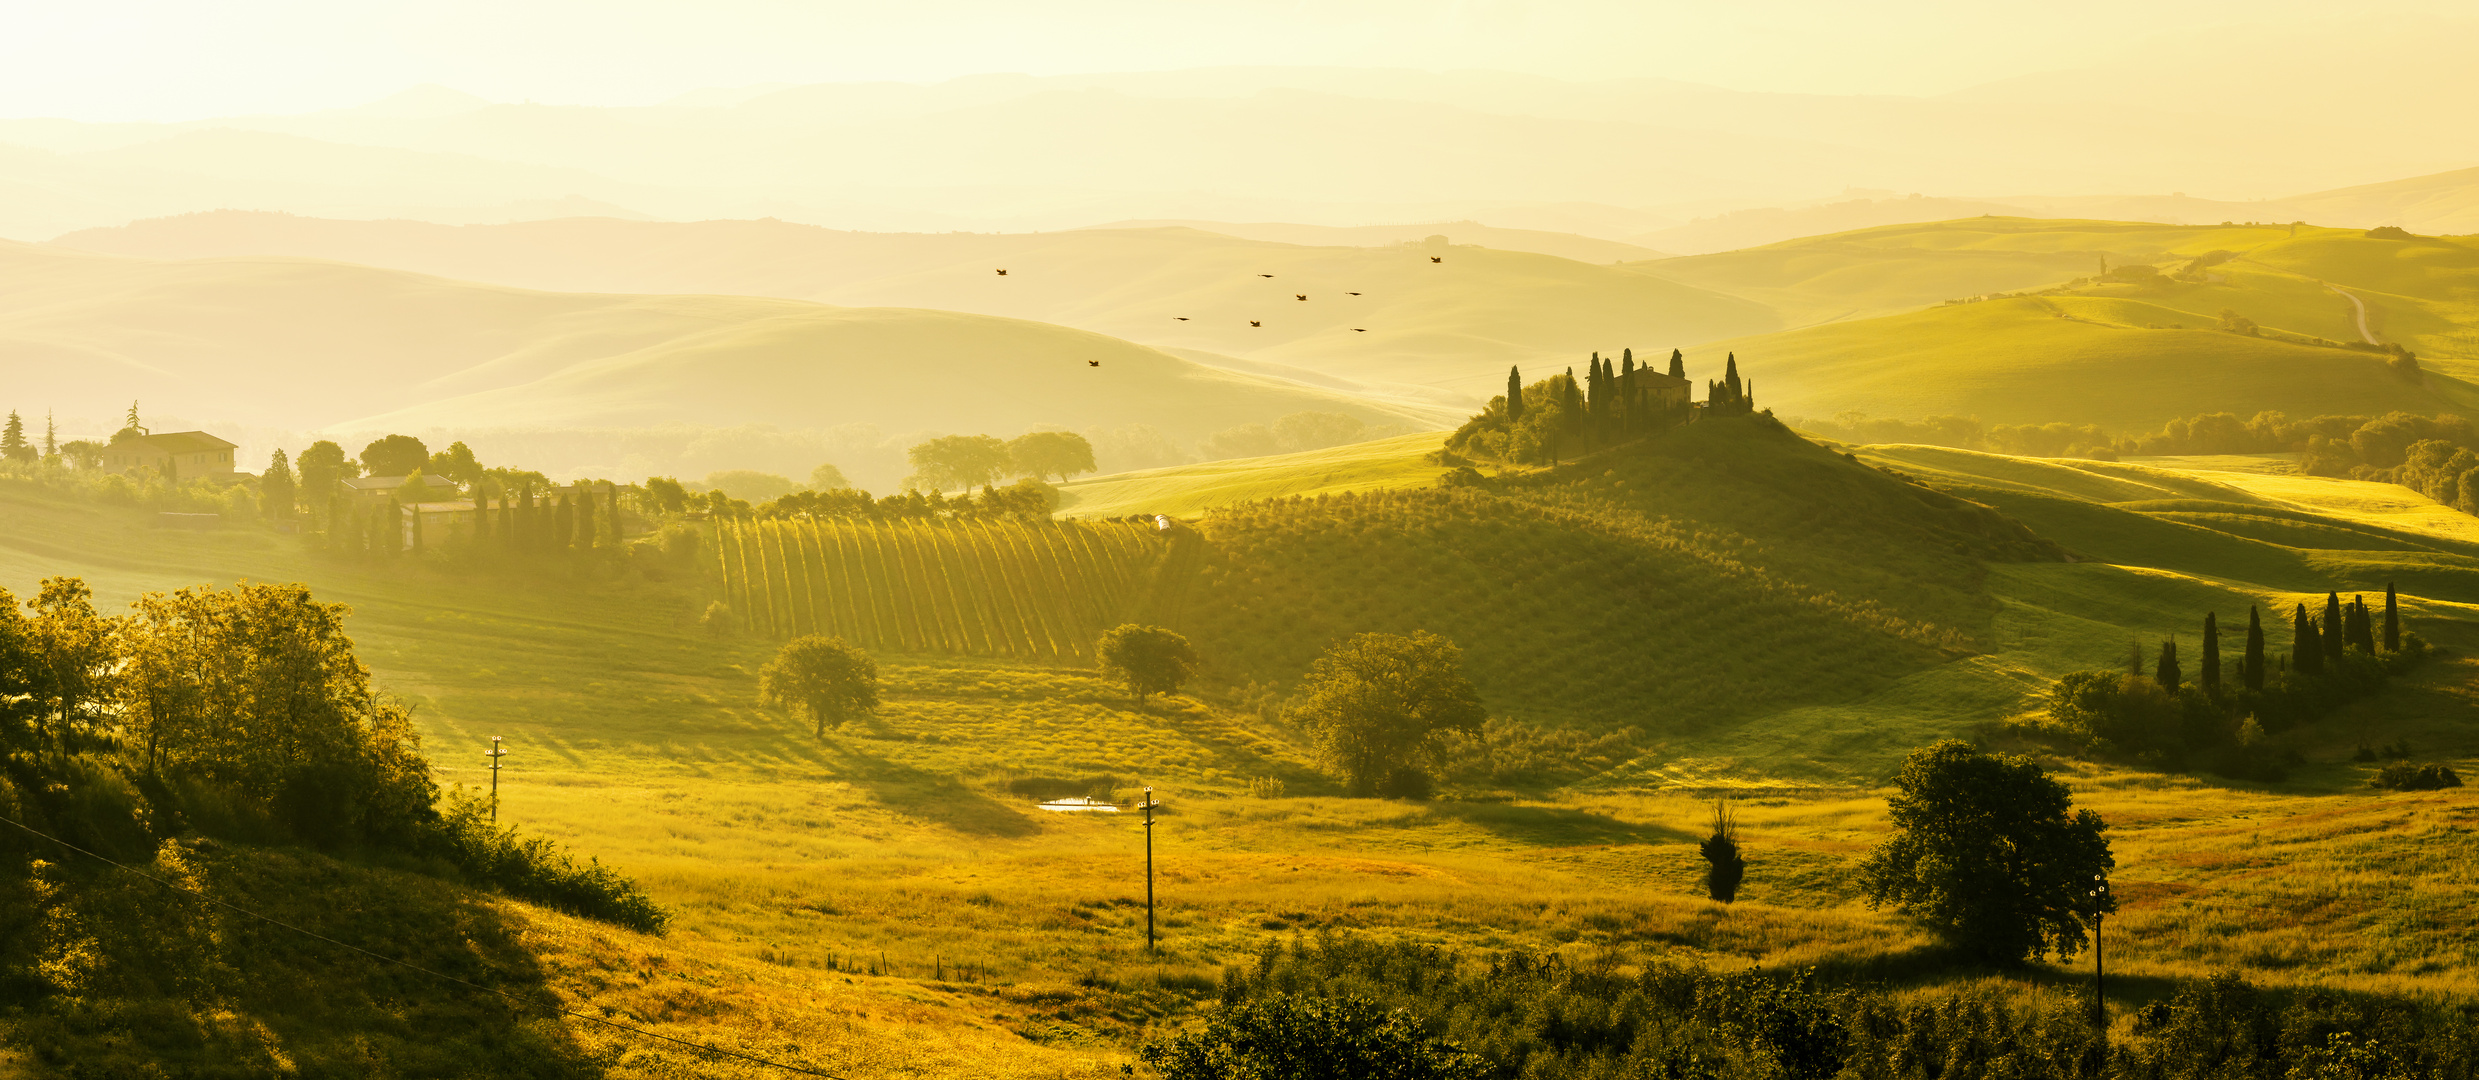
[1668,348,1684,379]
[2155,639,2181,691]
[2293,603,2324,674]
[1506,366,1525,421]
[2243,606,2266,692]
[2200,613,2221,694]
[2321,592,2345,664]
[2383,582,2400,652]
[260,449,296,521]
[2347,596,2375,653]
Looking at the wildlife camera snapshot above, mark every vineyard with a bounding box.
[713,517,1188,663]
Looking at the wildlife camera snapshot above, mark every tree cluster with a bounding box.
[1290,630,1485,798]
[1446,348,1723,466]
[2041,588,2426,779]
[1197,411,1395,462]
[904,431,1097,491]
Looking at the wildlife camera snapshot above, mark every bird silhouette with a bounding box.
[1295,294,1307,301]
[1347,291,1362,295]
[1087,360,1100,367]
[1352,328,1367,332]
[995,269,1008,275]
[1258,274,1274,278]
[1174,316,1189,321]
[1429,256,1442,263]
[1249,320,1261,327]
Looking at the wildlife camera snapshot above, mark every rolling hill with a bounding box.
[49,212,1780,404]
[0,240,1454,487]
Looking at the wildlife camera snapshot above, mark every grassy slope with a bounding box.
[0,239,1449,443]
[1056,431,1452,519]
[6,423,2479,1072]
[1708,295,2476,430]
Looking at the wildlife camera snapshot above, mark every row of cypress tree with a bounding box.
[319,482,623,560]
[2136,585,2405,695]
[1461,349,1747,465]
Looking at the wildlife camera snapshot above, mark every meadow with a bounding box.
[4,415,2479,1077]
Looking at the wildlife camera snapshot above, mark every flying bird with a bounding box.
[1295,294,1307,301]
[995,269,1008,275]
[1175,316,1189,321]
[1087,360,1100,367]
[1353,328,1367,332]
[1249,320,1261,327]
[1430,256,1442,263]
[1347,291,1362,295]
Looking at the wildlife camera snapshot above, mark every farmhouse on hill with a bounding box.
[101,430,239,481]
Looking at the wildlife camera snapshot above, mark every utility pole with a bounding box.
[2090,873,2110,1027]
[486,736,508,823]
[1142,785,1157,954]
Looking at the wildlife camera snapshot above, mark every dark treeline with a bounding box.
[1447,349,1753,466]
[1154,932,2479,1080]
[2036,588,2428,780]
[657,475,1062,523]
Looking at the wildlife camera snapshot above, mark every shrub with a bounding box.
[2371,763,2462,791]
[1141,993,1487,1080]
[429,788,670,933]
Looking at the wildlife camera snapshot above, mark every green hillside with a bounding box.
[1056,431,1452,518]
[1713,294,2477,430]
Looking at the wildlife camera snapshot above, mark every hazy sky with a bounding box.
[5,0,2470,121]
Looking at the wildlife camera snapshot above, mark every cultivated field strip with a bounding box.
[716,518,1173,662]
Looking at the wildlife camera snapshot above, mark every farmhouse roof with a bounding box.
[110,430,238,454]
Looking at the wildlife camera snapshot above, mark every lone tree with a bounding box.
[261,449,296,521]
[1701,798,1746,903]
[906,434,1013,491]
[1858,740,2115,964]
[1095,624,1198,704]
[2383,583,2401,651]
[1005,431,1098,482]
[758,635,879,737]
[2200,613,2221,695]
[1291,631,1485,798]
[359,433,429,477]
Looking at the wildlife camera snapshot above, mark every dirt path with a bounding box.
[2326,283,2380,344]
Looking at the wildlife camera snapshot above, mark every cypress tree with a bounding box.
[2321,592,2345,664]
[2383,582,2400,651]
[2200,613,2221,694]
[475,483,492,541]
[1507,366,1525,421]
[261,449,296,521]
[1668,348,1684,379]
[2244,606,2266,692]
[576,484,597,551]
[1724,354,1742,402]
[2156,638,2181,691]
[554,497,573,552]
[2127,641,2146,678]
[2293,603,2323,674]
[610,485,625,545]
[411,500,426,554]
[2347,596,2374,653]
[385,496,404,557]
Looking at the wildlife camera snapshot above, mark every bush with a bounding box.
[1141,993,1487,1080]
[2371,762,2462,792]
[429,788,670,933]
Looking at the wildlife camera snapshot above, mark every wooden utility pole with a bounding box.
[2091,874,2110,1026]
[1142,786,1157,954]
[486,736,508,823]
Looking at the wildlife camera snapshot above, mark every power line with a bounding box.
[0,812,847,1079]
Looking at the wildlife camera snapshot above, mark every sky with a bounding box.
[4,0,2471,121]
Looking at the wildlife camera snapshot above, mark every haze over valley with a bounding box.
[7,3,2479,1077]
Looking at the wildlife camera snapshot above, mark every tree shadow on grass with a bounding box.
[8,841,607,1077]
[1789,939,2184,1007]
[818,739,1043,839]
[1391,801,1696,847]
